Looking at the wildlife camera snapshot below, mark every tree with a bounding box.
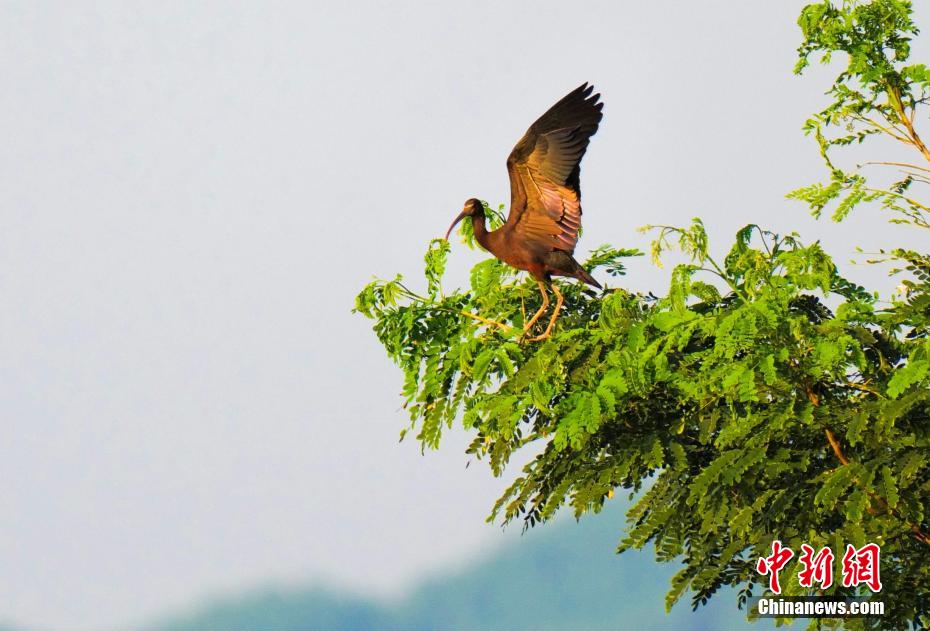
[355,1,930,627]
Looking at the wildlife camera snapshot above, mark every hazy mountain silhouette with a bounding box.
[146,504,760,630]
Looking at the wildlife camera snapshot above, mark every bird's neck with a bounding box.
[471,213,495,251]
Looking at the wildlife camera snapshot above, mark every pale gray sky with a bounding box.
[1,2,928,629]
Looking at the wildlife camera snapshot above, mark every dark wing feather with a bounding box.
[505,83,603,255]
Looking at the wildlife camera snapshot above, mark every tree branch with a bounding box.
[824,428,930,547]
[888,85,930,165]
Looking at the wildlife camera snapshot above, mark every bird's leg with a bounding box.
[521,281,550,335]
[528,283,563,342]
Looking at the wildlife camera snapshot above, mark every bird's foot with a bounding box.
[525,322,556,342]
[525,308,561,342]
[525,331,551,343]
[518,322,540,344]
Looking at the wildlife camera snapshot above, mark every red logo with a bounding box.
[797,544,834,589]
[841,543,882,592]
[755,541,882,593]
[756,540,795,594]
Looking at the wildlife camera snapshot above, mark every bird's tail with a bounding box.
[574,265,601,289]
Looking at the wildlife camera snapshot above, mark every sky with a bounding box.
[1,1,929,629]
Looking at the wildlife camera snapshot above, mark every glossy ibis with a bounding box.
[444,83,604,341]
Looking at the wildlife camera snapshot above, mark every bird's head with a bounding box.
[444,198,484,241]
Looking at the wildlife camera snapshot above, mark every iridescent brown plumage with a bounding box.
[445,83,604,340]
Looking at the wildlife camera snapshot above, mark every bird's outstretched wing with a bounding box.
[505,83,603,256]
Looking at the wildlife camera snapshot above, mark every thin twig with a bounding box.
[859,161,930,174]
[459,311,511,331]
[851,114,913,144]
[844,381,884,397]
[864,187,930,213]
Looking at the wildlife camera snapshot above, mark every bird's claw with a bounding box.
[519,323,552,344]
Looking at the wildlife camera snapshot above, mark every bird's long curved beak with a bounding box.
[444,210,469,241]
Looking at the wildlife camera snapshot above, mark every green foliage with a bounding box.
[789,0,930,231]
[356,2,930,628]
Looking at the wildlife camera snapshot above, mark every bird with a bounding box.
[444,83,604,341]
